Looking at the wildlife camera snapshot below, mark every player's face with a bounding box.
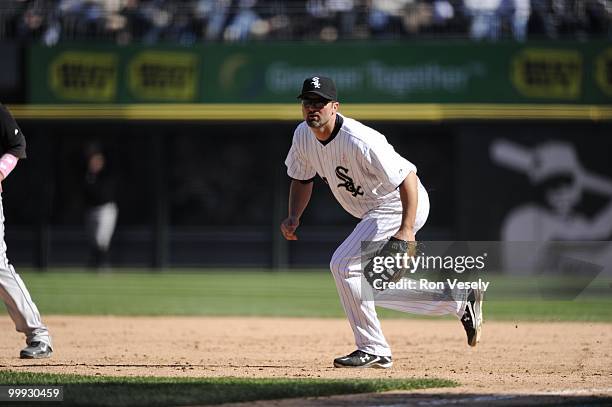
[301,96,337,128]
[88,153,105,174]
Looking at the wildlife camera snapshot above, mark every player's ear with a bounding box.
[332,101,339,111]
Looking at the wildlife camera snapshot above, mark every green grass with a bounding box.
[20,270,343,317]
[17,269,612,321]
[3,270,609,405]
[0,370,456,406]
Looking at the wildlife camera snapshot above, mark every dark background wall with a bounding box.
[5,119,611,268]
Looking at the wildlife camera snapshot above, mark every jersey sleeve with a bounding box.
[285,131,316,181]
[365,138,416,188]
[0,104,27,159]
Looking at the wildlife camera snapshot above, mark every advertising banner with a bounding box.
[28,42,612,104]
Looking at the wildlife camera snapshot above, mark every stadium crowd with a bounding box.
[0,0,610,44]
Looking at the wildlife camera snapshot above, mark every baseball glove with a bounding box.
[363,237,417,291]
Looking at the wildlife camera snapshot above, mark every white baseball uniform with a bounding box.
[286,113,466,357]
[0,195,52,347]
[0,104,52,350]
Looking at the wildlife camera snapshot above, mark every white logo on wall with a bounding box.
[491,139,612,241]
[490,139,612,274]
[311,77,321,88]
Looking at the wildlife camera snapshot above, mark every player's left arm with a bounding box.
[0,155,19,182]
[393,172,418,242]
[0,104,27,182]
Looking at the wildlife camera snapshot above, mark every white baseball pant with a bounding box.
[329,187,465,357]
[0,194,52,347]
[86,202,118,251]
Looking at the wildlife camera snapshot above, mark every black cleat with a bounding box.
[333,350,393,369]
[20,342,53,359]
[461,288,484,347]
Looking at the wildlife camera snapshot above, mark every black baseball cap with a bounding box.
[297,76,337,101]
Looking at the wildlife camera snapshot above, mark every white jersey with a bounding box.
[285,113,460,358]
[285,114,426,219]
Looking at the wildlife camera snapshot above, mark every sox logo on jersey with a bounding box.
[321,166,364,198]
[335,166,364,197]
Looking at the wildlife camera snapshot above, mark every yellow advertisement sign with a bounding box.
[595,48,612,96]
[512,49,582,99]
[128,51,198,101]
[50,52,118,101]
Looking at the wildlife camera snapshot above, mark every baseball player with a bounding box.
[83,144,118,270]
[281,76,483,368]
[0,103,53,359]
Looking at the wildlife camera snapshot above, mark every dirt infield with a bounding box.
[1,316,611,405]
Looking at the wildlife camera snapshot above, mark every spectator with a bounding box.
[509,0,531,41]
[368,0,411,38]
[430,0,471,36]
[529,0,559,38]
[584,0,611,37]
[251,0,293,40]
[464,0,503,40]
[401,0,434,36]
[83,144,119,270]
[117,0,145,43]
[0,0,28,40]
[194,0,233,41]
[223,0,262,41]
[58,0,107,40]
[16,0,56,42]
[165,0,199,44]
[431,0,455,27]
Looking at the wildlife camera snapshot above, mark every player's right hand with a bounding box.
[280,216,300,240]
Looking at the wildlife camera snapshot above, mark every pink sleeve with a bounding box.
[0,153,19,179]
